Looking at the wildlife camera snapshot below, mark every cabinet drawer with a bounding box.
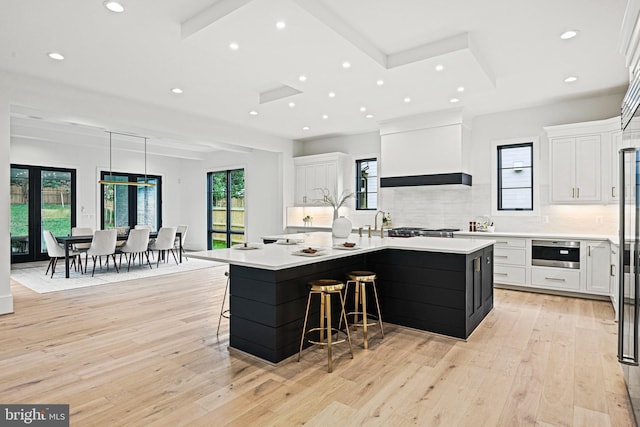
[494,265,526,285]
[494,247,526,266]
[531,267,580,291]
[493,238,526,248]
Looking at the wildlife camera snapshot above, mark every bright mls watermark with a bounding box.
[1,405,69,426]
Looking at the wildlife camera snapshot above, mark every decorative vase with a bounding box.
[332,216,352,238]
[333,208,339,221]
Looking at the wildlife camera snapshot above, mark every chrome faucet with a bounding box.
[374,211,385,231]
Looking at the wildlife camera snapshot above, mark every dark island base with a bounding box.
[229,247,493,363]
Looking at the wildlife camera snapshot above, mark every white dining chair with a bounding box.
[135,224,155,258]
[71,227,93,252]
[85,229,119,277]
[148,226,178,267]
[119,228,152,271]
[43,230,82,278]
[175,225,188,261]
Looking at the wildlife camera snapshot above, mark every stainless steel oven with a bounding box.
[531,240,580,269]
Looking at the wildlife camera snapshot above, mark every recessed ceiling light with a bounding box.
[47,52,64,61]
[342,61,351,69]
[457,86,465,92]
[450,98,460,103]
[376,79,384,86]
[302,126,310,131]
[360,107,367,112]
[298,75,307,82]
[103,1,125,13]
[276,21,286,30]
[170,88,183,94]
[288,102,295,108]
[435,64,444,71]
[404,97,411,103]
[229,42,239,51]
[564,76,578,83]
[328,92,336,98]
[560,30,578,40]
[249,110,258,116]
[322,114,329,120]
[365,114,374,119]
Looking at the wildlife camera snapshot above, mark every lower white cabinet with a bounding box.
[531,267,581,291]
[585,240,611,295]
[492,238,527,286]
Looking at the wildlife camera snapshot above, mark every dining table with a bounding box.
[56,231,182,278]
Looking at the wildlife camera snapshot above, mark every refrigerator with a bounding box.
[619,72,640,424]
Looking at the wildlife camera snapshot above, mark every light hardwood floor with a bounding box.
[2,265,636,426]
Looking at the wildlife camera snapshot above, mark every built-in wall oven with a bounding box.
[531,240,580,269]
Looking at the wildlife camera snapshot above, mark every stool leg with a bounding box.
[216,276,230,337]
[338,282,349,332]
[319,292,325,343]
[339,290,354,359]
[361,281,368,349]
[298,292,314,362]
[372,279,384,339]
[326,292,333,373]
[354,281,360,330]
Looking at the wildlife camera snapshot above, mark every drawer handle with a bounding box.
[611,265,616,276]
[496,241,509,244]
[495,272,508,276]
[495,255,509,258]
[544,277,566,282]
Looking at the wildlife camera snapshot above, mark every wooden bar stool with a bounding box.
[216,271,230,337]
[298,279,354,373]
[342,271,384,349]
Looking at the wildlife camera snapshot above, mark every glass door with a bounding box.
[11,165,76,263]
[100,172,162,231]
[208,169,245,248]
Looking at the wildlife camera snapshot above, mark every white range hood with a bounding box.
[380,108,472,187]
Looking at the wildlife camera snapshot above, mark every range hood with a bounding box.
[380,109,472,187]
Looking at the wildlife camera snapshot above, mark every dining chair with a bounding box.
[148,227,178,267]
[71,227,93,253]
[135,224,155,258]
[119,228,152,271]
[43,230,82,278]
[175,225,188,261]
[85,229,119,277]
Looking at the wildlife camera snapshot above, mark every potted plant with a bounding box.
[316,188,354,220]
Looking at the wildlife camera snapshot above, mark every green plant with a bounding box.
[315,188,354,210]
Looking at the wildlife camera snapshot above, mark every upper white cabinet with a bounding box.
[545,117,620,204]
[293,153,351,206]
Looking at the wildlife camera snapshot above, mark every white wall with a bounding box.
[0,91,13,315]
[295,93,625,234]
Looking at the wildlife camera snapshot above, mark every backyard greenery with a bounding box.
[11,203,71,237]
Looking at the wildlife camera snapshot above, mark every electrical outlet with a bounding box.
[542,215,549,224]
[596,216,603,224]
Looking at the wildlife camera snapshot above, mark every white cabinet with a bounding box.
[610,243,619,320]
[550,135,601,202]
[491,238,527,286]
[293,153,350,206]
[545,117,620,204]
[531,267,581,291]
[609,131,623,202]
[585,240,611,295]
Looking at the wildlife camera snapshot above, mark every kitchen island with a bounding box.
[190,232,494,363]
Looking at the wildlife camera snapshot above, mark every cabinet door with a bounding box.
[574,135,601,201]
[550,138,576,202]
[609,131,622,202]
[585,240,610,295]
[294,165,307,205]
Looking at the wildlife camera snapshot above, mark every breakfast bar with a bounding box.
[190,232,494,363]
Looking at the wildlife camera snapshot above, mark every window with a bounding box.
[100,172,162,231]
[356,158,377,210]
[497,143,533,211]
[207,169,245,248]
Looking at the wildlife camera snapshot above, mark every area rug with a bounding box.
[11,257,225,294]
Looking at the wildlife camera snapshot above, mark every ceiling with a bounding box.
[0,0,631,146]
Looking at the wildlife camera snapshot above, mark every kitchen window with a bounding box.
[100,172,162,231]
[356,158,378,210]
[497,142,533,211]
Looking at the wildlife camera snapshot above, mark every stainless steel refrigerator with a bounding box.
[619,73,640,424]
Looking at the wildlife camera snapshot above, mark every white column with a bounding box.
[0,90,14,314]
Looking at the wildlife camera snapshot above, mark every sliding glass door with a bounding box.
[100,172,162,231]
[11,165,76,263]
[208,169,245,248]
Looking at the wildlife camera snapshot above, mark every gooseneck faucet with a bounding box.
[374,211,385,231]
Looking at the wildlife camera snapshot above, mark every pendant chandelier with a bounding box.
[98,131,156,187]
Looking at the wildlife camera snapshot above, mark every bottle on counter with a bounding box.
[469,221,473,232]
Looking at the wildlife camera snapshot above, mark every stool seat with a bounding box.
[347,271,377,282]
[310,279,344,293]
[299,278,353,373]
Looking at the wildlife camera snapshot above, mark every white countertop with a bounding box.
[455,230,617,242]
[189,232,494,270]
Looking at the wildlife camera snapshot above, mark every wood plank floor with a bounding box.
[2,266,636,426]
